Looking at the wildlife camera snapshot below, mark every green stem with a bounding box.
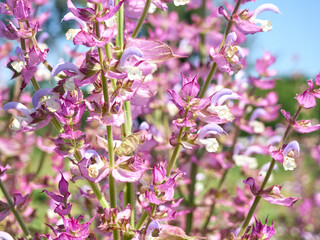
[166,127,184,175]
[0,179,32,239]
[201,169,228,233]
[185,159,198,234]
[97,27,119,233]
[135,211,148,230]
[35,151,47,177]
[89,181,110,208]
[107,125,120,240]
[199,0,206,64]
[123,101,132,137]
[238,105,303,237]
[105,43,113,60]
[131,0,151,38]
[31,77,40,91]
[122,100,135,227]
[115,0,124,51]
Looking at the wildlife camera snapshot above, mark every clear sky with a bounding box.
[244,0,320,78]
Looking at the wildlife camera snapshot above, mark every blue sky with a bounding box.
[244,0,320,78]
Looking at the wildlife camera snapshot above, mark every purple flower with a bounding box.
[2,102,34,131]
[77,149,109,183]
[7,0,31,21]
[210,32,244,74]
[0,21,18,40]
[168,74,212,112]
[295,75,320,109]
[269,140,299,171]
[281,109,320,133]
[146,221,161,239]
[255,51,277,77]
[197,123,226,152]
[244,177,301,207]
[146,162,181,205]
[112,155,146,183]
[125,37,185,63]
[233,3,280,35]
[0,192,28,221]
[0,232,14,240]
[46,213,94,239]
[181,73,200,98]
[241,218,276,240]
[98,204,131,232]
[42,173,72,215]
[198,89,237,124]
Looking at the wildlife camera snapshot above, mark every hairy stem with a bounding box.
[0,179,32,239]
[131,0,151,38]
[166,127,184,175]
[115,0,124,51]
[238,105,303,237]
[96,17,120,235]
[185,0,242,233]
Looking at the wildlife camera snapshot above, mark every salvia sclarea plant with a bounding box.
[0,0,319,239]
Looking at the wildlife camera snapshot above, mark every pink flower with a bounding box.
[269,140,299,171]
[241,218,276,240]
[244,177,301,207]
[146,162,181,205]
[233,3,280,35]
[295,74,320,109]
[255,51,277,77]
[281,109,320,133]
[209,32,245,74]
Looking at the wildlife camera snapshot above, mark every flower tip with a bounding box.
[119,47,143,68]
[253,3,280,18]
[0,231,14,240]
[52,62,81,77]
[226,32,237,45]
[32,88,53,108]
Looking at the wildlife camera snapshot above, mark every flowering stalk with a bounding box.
[185,0,207,233]
[95,6,120,238]
[19,18,110,210]
[185,0,241,233]
[198,0,242,98]
[0,179,31,239]
[238,105,303,237]
[201,87,256,232]
[122,0,155,226]
[185,149,205,234]
[96,42,119,227]
[131,0,152,38]
[168,0,242,177]
[122,100,135,227]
